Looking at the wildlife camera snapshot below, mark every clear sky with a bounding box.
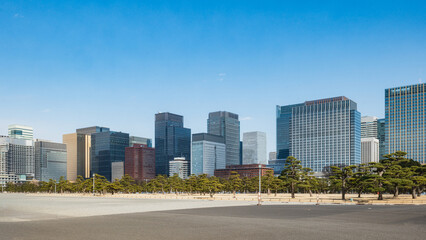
[1,0,425,154]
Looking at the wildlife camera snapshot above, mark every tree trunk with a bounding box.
[275,189,277,197]
[412,187,417,199]
[378,191,383,200]
[417,187,422,197]
[267,188,271,195]
[341,180,346,200]
[394,187,399,198]
[309,189,312,197]
[291,182,295,198]
[358,190,361,198]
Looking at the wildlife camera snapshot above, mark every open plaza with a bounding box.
[1,193,425,240]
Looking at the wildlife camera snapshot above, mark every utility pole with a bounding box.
[93,173,95,196]
[258,164,262,206]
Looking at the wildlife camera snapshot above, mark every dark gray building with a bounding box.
[207,111,240,166]
[91,130,129,182]
[155,112,191,176]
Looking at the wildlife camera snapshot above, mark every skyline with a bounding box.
[1,1,426,153]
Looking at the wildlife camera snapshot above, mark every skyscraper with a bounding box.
[276,103,304,160]
[91,130,129,182]
[385,83,426,164]
[129,136,152,148]
[242,131,267,165]
[8,125,33,140]
[191,133,226,176]
[207,111,240,166]
[377,118,386,159]
[361,116,378,138]
[35,140,67,182]
[63,126,109,181]
[361,116,380,163]
[6,125,35,180]
[277,96,361,172]
[155,112,191,176]
[125,144,155,181]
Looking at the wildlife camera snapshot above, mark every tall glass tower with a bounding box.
[385,83,426,164]
[155,112,191,176]
[91,130,129,182]
[207,111,240,166]
[277,96,361,172]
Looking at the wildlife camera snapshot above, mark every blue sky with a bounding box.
[1,0,425,153]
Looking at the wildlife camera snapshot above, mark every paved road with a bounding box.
[1,204,425,239]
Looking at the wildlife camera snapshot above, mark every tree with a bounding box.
[168,174,183,194]
[261,170,275,195]
[119,174,135,193]
[350,164,371,198]
[206,176,223,197]
[280,156,304,198]
[330,165,357,200]
[228,171,242,198]
[299,168,317,197]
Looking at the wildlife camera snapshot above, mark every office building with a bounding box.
[277,96,361,172]
[125,144,155,181]
[243,131,267,165]
[129,136,152,148]
[377,118,386,159]
[91,130,129,182]
[361,116,378,138]
[267,159,286,176]
[155,112,191,176]
[8,125,33,140]
[214,164,272,179]
[276,103,304,160]
[239,141,243,165]
[360,116,381,164]
[0,135,34,181]
[191,133,226,176]
[385,83,426,164]
[269,152,277,161]
[361,138,380,163]
[207,111,240,166]
[63,126,109,181]
[35,140,67,182]
[169,157,189,179]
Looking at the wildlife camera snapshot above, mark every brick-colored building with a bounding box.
[125,144,155,181]
[214,164,272,179]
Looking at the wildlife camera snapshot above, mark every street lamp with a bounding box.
[258,164,262,206]
[92,173,95,196]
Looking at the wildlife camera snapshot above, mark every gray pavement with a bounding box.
[1,194,425,240]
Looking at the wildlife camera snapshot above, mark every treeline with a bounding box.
[3,152,426,200]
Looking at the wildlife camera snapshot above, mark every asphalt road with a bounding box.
[1,204,425,240]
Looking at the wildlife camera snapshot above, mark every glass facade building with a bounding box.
[91,130,129,182]
[8,125,33,140]
[129,136,152,148]
[207,111,240,166]
[277,96,361,172]
[276,104,304,160]
[191,133,226,176]
[385,83,426,164]
[377,118,386,159]
[35,140,67,181]
[155,112,191,176]
[242,131,267,165]
[63,126,109,180]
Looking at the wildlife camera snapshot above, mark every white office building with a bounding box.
[361,138,380,163]
[8,125,34,140]
[169,157,189,179]
[242,131,267,165]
